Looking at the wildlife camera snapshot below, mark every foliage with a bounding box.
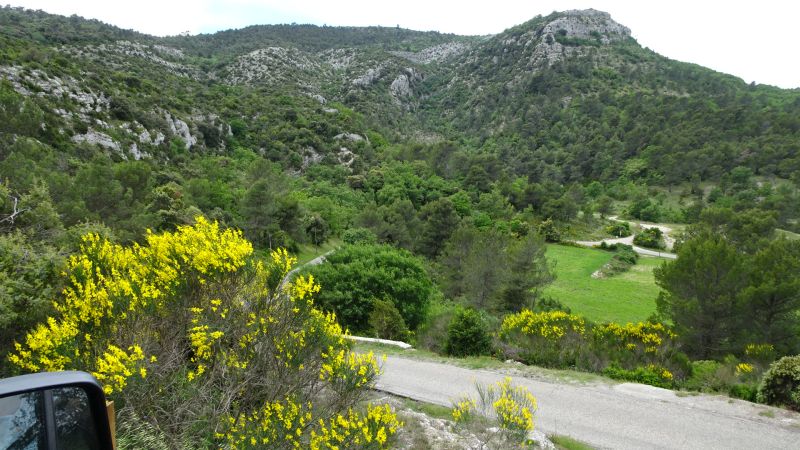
[452,378,537,446]
[757,355,800,410]
[304,244,433,333]
[655,231,747,358]
[605,221,631,238]
[601,364,674,388]
[0,232,63,372]
[444,307,493,357]
[499,310,586,367]
[368,298,409,341]
[657,232,800,359]
[7,218,401,447]
[633,227,665,249]
[342,227,378,245]
[538,218,561,243]
[437,225,554,312]
[500,308,691,383]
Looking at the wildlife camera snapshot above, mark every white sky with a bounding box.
[7,0,800,88]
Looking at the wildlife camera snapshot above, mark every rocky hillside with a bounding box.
[0,6,798,240]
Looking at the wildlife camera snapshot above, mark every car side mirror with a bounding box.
[0,371,115,449]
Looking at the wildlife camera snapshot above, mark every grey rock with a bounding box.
[333,133,364,142]
[71,130,121,152]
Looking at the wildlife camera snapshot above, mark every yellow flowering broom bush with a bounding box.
[499,309,691,383]
[499,310,587,367]
[8,217,400,448]
[451,377,538,446]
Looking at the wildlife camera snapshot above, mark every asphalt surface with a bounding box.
[377,355,800,449]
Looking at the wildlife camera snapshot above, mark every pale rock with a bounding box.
[71,130,121,152]
[390,42,471,64]
[352,67,382,87]
[164,111,197,149]
[333,133,364,142]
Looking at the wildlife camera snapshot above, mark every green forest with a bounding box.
[1,6,800,448]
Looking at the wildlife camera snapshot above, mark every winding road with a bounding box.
[377,355,800,449]
[576,217,678,259]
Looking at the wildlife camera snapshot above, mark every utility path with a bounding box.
[377,355,800,449]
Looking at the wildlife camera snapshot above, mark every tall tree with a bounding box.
[655,232,747,358]
[498,231,555,312]
[739,238,800,354]
[416,198,461,258]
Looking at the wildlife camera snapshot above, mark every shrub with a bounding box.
[757,355,800,410]
[602,364,674,388]
[633,227,665,249]
[588,322,685,377]
[305,244,433,333]
[415,299,457,354]
[451,378,537,447]
[342,227,377,245]
[8,218,401,448]
[369,298,409,341]
[445,308,492,357]
[499,310,586,367]
[605,221,631,238]
[537,218,561,243]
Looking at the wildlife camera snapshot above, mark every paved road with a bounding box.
[576,217,677,259]
[377,356,800,449]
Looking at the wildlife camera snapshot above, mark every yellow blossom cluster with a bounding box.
[451,397,476,423]
[9,217,252,392]
[594,321,676,355]
[310,403,402,449]
[500,310,585,340]
[320,349,383,393]
[92,345,145,395]
[218,399,401,450]
[744,343,774,359]
[646,364,674,381]
[488,378,537,433]
[735,362,755,375]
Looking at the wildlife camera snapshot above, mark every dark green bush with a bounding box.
[368,298,409,342]
[445,308,492,357]
[605,221,631,238]
[757,355,800,410]
[728,384,758,402]
[602,365,674,388]
[633,227,665,249]
[341,227,377,245]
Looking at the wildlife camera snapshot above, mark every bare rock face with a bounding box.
[390,68,423,99]
[61,41,199,80]
[71,129,120,152]
[163,111,197,149]
[390,42,471,64]
[225,47,324,85]
[531,9,631,67]
[542,9,630,43]
[352,67,383,87]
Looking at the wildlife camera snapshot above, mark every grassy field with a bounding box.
[294,238,342,265]
[543,244,665,324]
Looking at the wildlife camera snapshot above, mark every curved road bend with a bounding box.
[377,355,800,450]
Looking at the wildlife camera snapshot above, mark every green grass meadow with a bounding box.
[543,244,666,324]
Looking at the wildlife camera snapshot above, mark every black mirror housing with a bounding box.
[0,371,114,449]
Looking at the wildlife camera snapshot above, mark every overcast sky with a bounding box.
[7,0,799,88]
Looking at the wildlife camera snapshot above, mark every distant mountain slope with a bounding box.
[1,6,798,184]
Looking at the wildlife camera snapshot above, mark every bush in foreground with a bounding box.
[758,355,800,410]
[9,217,401,448]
